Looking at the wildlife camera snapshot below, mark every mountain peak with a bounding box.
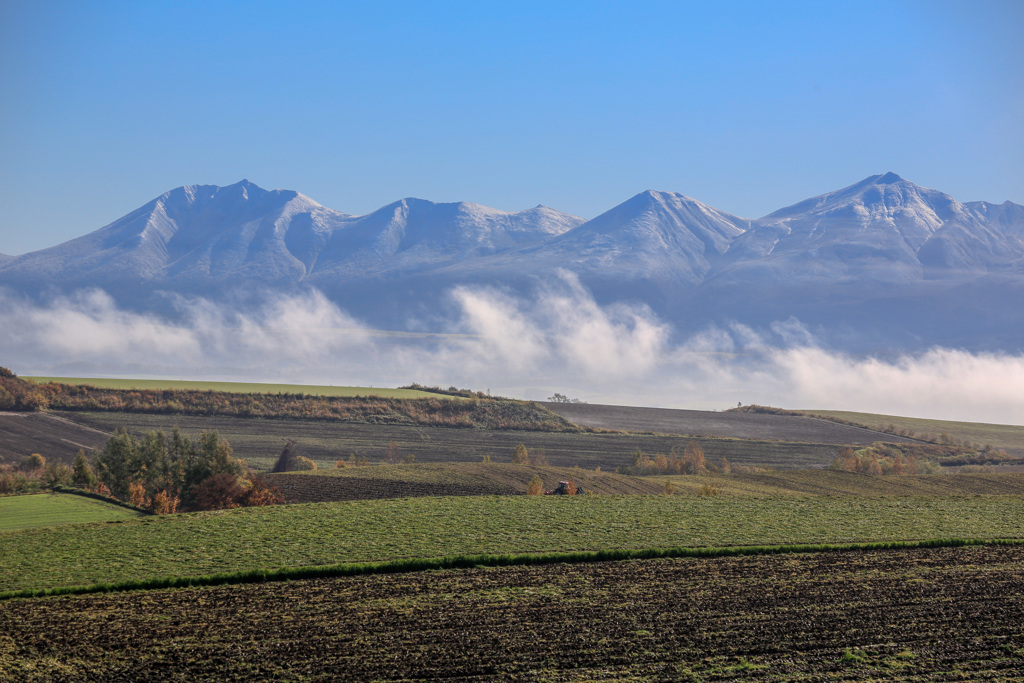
[875,171,904,184]
[222,178,272,200]
[637,189,682,201]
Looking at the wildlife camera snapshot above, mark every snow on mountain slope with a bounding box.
[719,173,986,283]
[155,180,350,280]
[311,198,584,278]
[509,190,748,285]
[761,172,968,242]
[0,182,585,292]
[939,200,1024,272]
[0,180,347,289]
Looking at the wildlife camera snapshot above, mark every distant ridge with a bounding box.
[1,174,1021,352]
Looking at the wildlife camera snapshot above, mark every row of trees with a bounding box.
[512,443,548,466]
[616,443,730,476]
[0,367,48,410]
[400,383,498,399]
[0,453,77,494]
[831,446,938,475]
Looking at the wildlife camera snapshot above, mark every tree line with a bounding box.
[7,427,285,513]
[616,442,735,476]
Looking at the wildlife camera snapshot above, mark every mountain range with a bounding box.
[2,173,1022,353]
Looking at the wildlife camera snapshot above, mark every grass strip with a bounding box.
[3,537,1020,602]
[49,486,153,515]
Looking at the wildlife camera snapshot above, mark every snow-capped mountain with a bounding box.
[716,172,1024,283]
[1,174,1021,352]
[0,180,343,292]
[311,197,584,279]
[0,180,584,298]
[526,190,747,282]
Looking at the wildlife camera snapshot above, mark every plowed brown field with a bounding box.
[263,463,661,502]
[543,401,918,444]
[57,411,847,471]
[0,412,108,464]
[2,545,1023,681]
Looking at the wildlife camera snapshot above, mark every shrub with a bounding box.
[0,468,36,494]
[293,456,318,471]
[151,490,180,515]
[191,473,246,511]
[88,481,113,498]
[699,483,722,497]
[337,454,364,468]
[128,481,151,509]
[527,475,544,495]
[241,476,285,507]
[526,448,548,467]
[44,463,73,488]
[683,441,707,474]
[512,443,528,464]
[21,453,46,472]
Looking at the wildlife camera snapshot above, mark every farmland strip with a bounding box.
[3,537,1020,602]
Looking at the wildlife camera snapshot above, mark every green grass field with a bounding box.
[25,376,443,399]
[4,493,1024,594]
[800,409,1024,454]
[0,493,148,532]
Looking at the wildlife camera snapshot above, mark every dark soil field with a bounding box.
[0,412,107,464]
[3,544,1023,681]
[543,401,919,445]
[56,411,846,471]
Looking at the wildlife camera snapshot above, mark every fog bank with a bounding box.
[1,281,1022,426]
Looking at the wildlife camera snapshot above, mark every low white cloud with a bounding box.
[448,272,669,380]
[1,283,1022,426]
[772,347,1024,424]
[0,288,375,379]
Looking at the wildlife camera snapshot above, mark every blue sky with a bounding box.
[2,0,1021,255]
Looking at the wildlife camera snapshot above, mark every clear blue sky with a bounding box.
[2,0,1021,255]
